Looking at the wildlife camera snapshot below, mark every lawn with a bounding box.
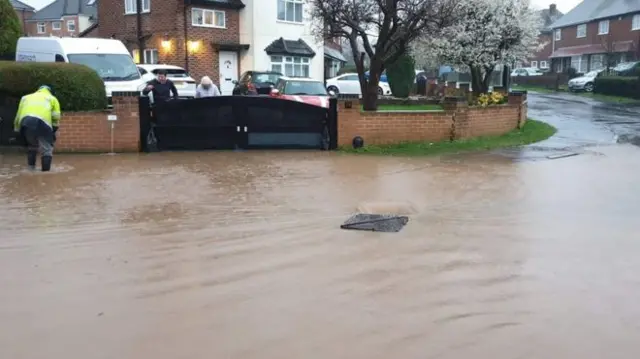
[340,119,556,156]
[512,85,639,104]
[362,104,444,111]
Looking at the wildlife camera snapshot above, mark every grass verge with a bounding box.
[340,119,557,156]
[362,104,443,111]
[512,85,639,104]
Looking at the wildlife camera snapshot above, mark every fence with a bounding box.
[511,74,569,90]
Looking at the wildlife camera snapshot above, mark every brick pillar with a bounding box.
[111,92,142,151]
[443,96,469,140]
[508,91,528,129]
[336,95,362,147]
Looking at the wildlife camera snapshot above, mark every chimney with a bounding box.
[549,4,557,15]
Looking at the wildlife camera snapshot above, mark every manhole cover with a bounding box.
[340,213,409,233]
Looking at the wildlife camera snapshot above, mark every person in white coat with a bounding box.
[195,76,221,98]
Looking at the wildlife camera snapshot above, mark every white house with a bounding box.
[239,0,324,80]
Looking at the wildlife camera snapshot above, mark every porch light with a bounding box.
[161,34,171,50]
[188,40,200,53]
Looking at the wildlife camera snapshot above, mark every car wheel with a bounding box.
[377,87,384,95]
[327,86,339,95]
[584,83,594,92]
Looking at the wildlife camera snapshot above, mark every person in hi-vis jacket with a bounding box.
[13,85,61,172]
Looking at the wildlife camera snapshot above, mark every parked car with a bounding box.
[511,68,544,76]
[326,73,392,96]
[138,64,196,99]
[270,77,332,108]
[568,69,603,92]
[233,71,283,95]
[611,61,640,76]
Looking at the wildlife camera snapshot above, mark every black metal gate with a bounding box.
[144,96,338,151]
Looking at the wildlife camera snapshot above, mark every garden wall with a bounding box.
[337,92,527,146]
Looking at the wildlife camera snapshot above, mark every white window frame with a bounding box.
[191,8,225,28]
[633,14,640,31]
[124,0,150,15]
[554,29,561,40]
[143,49,158,64]
[67,20,76,32]
[270,55,310,77]
[37,22,46,34]
[531,61,538,68]
[540,61,549,69]
[52,21,61,30]
[277,0,304,23]
[598,20,609,35]
[577,24,587,38]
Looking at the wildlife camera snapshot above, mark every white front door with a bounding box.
[219,51,238,95]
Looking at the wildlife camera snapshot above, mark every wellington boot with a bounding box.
[27,150,37,168]
[41,156,52,172]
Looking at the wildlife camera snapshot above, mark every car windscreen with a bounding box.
[283,81,327,95]
[152,68,189,78]
[67,54,140,81]
[253,73,281,84]
[585,71,600,77]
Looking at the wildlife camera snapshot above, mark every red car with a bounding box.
[269,77,334,108]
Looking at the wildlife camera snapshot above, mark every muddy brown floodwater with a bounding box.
[2,147,640,359]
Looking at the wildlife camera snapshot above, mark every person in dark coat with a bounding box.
[142,69,179,102]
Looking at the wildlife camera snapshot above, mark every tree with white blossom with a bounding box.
[308,0,458,110]
[415,0,543,95]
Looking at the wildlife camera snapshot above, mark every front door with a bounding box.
[219,51,238,96]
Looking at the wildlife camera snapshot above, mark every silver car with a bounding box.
[568,70,602,92]
[137,64,197,99]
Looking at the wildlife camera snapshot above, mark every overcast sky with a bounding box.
[22,0,582,13]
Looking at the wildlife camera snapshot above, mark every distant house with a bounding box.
[324,37,347,79]
[549,0,640,73]
[10,0,35,35]
[26,0,97,37]
[525,4,564,70]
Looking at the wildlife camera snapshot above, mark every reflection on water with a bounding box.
[1,147,640,359]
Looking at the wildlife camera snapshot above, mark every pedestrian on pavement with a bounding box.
[195,76,221,98]
[142,69,179,102]
[13,85,61,172]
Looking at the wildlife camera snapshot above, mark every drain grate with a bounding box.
[340,213,409,232]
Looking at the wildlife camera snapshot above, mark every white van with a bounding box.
[15,37,145,105]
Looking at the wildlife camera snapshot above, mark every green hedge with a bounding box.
[386,53,415,98]
[0,61,107,111]
[594,76,640,100]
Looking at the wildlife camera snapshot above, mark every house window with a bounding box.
[67,20,76,32]
[277,0,303,23]
[590,54,605,71]
[555,29,561,40]
[192,8,225,28]
[577,24,587,38]
[531,61,538,68]
[270,56,310,77]
[598,20,609,35]
[571,55,588,73]
[633,14,640,30]
[37,22,45,34]
[540,61,549,69]
[124,0,150,14]
[143,49,158,64]
[52,21,61,30]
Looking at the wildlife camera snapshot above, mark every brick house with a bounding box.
[10,0,35,35]
[25,0,97,37]
[96,0,246,94]
[525,4,563,70]
[550,0,640,73]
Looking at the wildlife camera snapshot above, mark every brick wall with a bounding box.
[336,93,527,146]
[56,93,140,152]
[98,0,241,84]
[14,9,34,35]
[555,13,640,49]
[527,32,553,66]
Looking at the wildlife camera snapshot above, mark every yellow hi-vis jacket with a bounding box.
[13,88,61,132]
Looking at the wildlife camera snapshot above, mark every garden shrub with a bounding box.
[476,92,506,107]
[0,0,21,59]
[594,76,640,99]
[0,61,107,111]
[386,53,415,98]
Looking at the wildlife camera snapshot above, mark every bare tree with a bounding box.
[308,0,457,110]
[597,32,617,72]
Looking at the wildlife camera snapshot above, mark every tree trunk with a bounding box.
[470,66,487,96]
[361,58,383,111]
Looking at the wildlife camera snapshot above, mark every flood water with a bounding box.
[2,147,640,359]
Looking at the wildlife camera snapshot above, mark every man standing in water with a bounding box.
[142,69,179,102]
[13,85,61,172]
